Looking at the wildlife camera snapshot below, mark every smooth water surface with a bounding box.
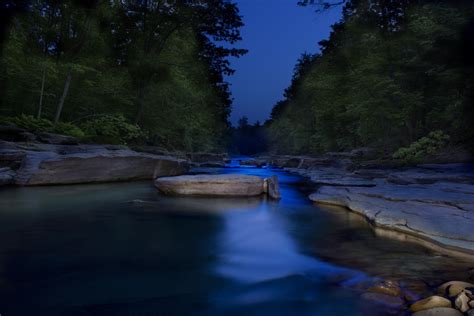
[0,162,472,315]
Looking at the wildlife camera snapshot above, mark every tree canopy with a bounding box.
[0,0,246,152]
[267,0,474,156]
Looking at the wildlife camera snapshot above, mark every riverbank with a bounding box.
[0,125,230,186]
[2,131,474,259]
[251,153,474,259]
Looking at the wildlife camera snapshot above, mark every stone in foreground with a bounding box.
[412,307,463,316]
[155,174,266,197]
[410,296,452,312]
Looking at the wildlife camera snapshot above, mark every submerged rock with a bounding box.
[155,174,265,197]
[367,280,402,297]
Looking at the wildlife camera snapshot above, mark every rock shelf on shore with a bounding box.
[155,174,280,199]
[0,141,189,186]
[251,154,474,257]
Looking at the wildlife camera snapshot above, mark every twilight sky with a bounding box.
[227,0,343,125]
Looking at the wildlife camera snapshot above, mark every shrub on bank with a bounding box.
[393,130,450,164]
[80,114,144,145]
[0,114,143,145]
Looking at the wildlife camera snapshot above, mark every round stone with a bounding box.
[438,281,474,297]
[410,296,452,312]
[455,291,471,313]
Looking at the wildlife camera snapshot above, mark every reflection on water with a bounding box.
[0,161,472,315]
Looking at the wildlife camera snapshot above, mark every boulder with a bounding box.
[412,307,463,316]
[37,132,78,145]
[438,281,474,297]
[14,147,188,185]
[410,296,452,312]
[455,291,471,312]
[467,309,474,316]
[155,174,265,197]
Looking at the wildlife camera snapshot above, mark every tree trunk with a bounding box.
[37,67,46,119]
[54,66,72,124]
[134,86,145,125]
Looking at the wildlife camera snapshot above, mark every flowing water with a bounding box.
[0,160,472,315]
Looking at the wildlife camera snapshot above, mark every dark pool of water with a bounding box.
[0,162,472,315]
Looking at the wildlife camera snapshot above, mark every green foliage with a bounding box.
[53,122,85,139]
[0,114,53,132]
[393,130,450,163]
[267,1,474,155]
[80,115,144,145]
[0,114,85,138]
[0,0,246,152]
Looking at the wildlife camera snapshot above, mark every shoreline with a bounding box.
[314,199,474,260]
[259,154,474,260]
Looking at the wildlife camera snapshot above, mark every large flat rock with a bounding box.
[11,145,188,185]
[155,174,265,197]
[309,183,474,255]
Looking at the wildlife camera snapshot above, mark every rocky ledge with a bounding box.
[256,153,474,257]
[155,174,280,199]
[0,141,189,186]
[309,182,474,256]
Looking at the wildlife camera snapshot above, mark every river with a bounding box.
[0,159,471,315]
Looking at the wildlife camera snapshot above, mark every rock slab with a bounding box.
[155,174,265,197]
[309,183,474,255]
[12,146,188,185]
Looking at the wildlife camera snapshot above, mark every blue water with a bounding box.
[0,161,471,315]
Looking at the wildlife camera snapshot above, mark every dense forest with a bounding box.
[0,0,246,152]
[267,0,474,160]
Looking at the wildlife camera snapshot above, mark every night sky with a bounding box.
[228,0,343,125]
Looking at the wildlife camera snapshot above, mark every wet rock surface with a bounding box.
[0,141,189,186]
[155,174,266,197]
[256,154,474,256]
